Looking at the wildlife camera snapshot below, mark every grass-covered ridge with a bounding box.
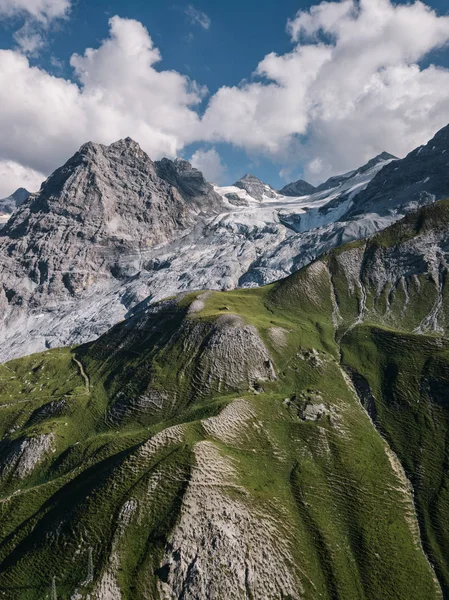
[1,198,449,598]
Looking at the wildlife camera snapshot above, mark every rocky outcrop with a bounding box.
[194,314,277,394]
[225,192,250,207]
[0,433,55,479]
[158,441,302,600]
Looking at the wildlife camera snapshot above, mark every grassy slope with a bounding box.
[1,199,449,599]
[341,326,449,595]
[0,288,440,600]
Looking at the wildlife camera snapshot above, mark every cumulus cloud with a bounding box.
[13,22,46,55]
[0,160,45,198]
[0,16,204,194]
[190,148,227,183]
[2,1,449,195]
[200,0,449,182]
[185,5,211,30]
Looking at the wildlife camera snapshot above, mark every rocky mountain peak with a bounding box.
[9,187,31,203]
[78,137,148,161]
[357,151,397,174]
[109,137,146,156]
[375,151,397,161]
[0,138,224,313]
[348,123,449,218]
[0,187,30,212]
[430,122,449,144]
[234,173,277,201]
[155,157,218,201]
[314,152,397,193]
[279,179,316,197]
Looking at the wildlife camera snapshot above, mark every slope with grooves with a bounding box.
[0,281,442,599]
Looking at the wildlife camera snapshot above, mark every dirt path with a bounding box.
[73,356,90,394]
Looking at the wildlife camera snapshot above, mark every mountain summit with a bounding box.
[1,138,223,291]
[233,173,278,201]
[279,179,316,197]
[348,128,449,217]
[313,152,398,193]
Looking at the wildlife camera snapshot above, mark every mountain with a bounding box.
[0,138,224,357]
[0,187,30,228]
[276,154,396,200]
[0,128,446,363]
[314,151,398,193]
[233,173,278,201]
[279,178,316,196]
[348,129,449,217]
[1,197,449,598]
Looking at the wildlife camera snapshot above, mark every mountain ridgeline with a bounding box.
[0,196,449,598]
[2,125,449,362]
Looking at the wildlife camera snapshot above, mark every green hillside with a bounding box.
[1,199,449,599]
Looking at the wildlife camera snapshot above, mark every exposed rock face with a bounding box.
[0,139,224,356]
[158,441,302,600]
[28,399,69,424]
[194,314,276,394]
[0,138,223,304]
[1,127,449,363]
[225,192,250,207]
[279,179,316,196]
[234,174,277,201]
[0,434,54,479]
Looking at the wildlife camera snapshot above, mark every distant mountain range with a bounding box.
[0,125,449,364]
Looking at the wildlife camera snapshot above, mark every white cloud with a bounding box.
[307,158,324,176]
[0,0,70,21]
[0,0,71,55]
[0,16,204,195]
[13,22,45,55]
[2,1,449,194]
[190,148,227,183]
[185,5,211,30]
[0,160,45,198]
[200,0,449,182]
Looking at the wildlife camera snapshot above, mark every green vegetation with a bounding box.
[1,199,449,598]
[341,325,449,594]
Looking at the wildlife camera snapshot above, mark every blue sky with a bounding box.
[0,0,449,195]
